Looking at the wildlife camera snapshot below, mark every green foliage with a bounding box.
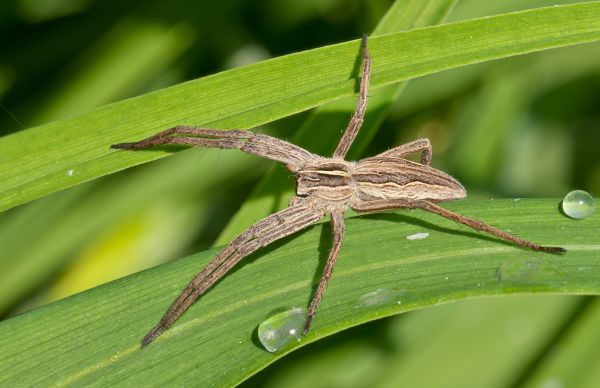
[1,0,599,386]
[1,200,597,386]
[1,2,600,212]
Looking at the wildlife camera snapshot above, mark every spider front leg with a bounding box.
[353,199,565,253]
[111,126,316,170]
[142,202,325,347]
[333,34,372,159]
[304,210,345,334]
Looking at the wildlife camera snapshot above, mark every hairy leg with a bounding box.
[304,210,345,334]
[375,138,432,165]
[111,126,316,170]
[333,34,372,159]
[352,199,565,253]
[142,203,325,347]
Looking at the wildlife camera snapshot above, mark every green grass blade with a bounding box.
[0,199,597,386]
[1,2,600,212]
[252,296,582,388]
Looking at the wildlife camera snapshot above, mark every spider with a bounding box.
[111,35,565,347]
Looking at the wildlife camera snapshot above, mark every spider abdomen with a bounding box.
[352,157,466,203]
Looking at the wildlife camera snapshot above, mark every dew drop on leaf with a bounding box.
[562,190,595,219]
[353,288,404,308]
[257,307,305,353]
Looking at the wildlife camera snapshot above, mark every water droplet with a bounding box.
[66,169,74,176]
[562,190,595,219]
[496,258,564,284]
[353,288,403,308]
[257,307,305,353]
[497,259,541,283]
[540,378,564,388]
[406,232,429,240]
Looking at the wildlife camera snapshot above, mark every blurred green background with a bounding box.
[1,0,599,386]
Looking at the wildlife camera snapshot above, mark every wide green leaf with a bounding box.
[2,2,600,211]
[251,295,584,387]
[2,2,600,386]
[0,199,597,386]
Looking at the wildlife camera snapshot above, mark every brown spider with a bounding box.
[111,36,565,347]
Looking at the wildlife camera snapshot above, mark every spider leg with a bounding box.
[142,203,325,347]
[352,199,566,253]
[111,126,316,170]
[375,138,432,165]
[333,34,371,159]
[303,210,345,334]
